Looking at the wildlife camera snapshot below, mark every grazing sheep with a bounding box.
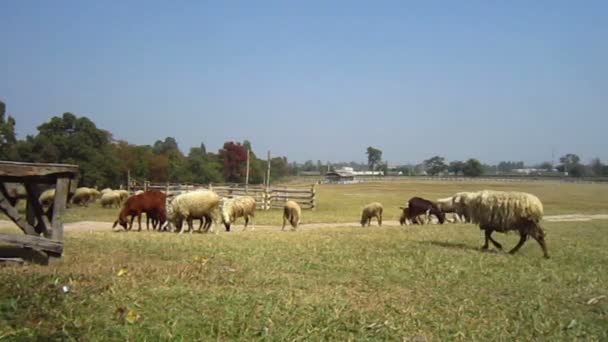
[282,200,301,231]
[360,202,383,227]
[113,190,167,231]
[466,190,548,258]
[100,191,122,208]
[399,207,430,225]
[405,197,446,224]
[39,189,56,207]
[167,190,221,234]
[220,196,256,232]
[71,187,101,206]
[116,190,129,202]
[100,188,113,195]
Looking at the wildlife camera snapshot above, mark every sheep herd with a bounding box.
[38,186,549,258]
[369,190,549,258]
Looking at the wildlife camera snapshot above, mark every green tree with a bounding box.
[538,161,554,171]
[559,153,581,174]
[462,158,484,177]
[424,156,447,176]
[366,146,382,171]
[590,158,604,176]
[0,100,18,160]
[448,160,465,175]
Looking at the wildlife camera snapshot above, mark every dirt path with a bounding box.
[1,214,607,233]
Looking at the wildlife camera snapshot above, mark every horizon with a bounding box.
[2,1,606,166]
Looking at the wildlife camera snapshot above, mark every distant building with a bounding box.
[298,171,322,176]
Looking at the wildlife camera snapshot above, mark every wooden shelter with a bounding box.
[0,161,79,263]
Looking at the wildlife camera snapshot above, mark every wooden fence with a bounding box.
[127,179,316,210]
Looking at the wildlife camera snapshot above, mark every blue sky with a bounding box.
[1,1,606,165]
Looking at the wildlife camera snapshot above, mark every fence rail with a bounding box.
[127,179,316,210]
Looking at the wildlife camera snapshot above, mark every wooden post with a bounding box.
[266,150,271,189]
[127,170,131,193]
[245,149,250,194]
[311,184,316,211]
[50,177,69,242]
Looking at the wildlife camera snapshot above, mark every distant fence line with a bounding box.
[128,180,316,210]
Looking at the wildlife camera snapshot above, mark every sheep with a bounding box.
[167,190,221,234]
[465,190,549,258]
[100,188,113,195]
[399,207,430,225]
[220,196,256,232]
[39,189,56,207]
[71,187,101,206]
[113,190,166,231]
[405,197,446,224]
[100,191,122,208]
[116,190,129,202]
[451,191,478,223]
[282,200,301,231]
[360,202,383,227]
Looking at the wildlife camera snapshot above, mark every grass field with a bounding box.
[1,180,607,340]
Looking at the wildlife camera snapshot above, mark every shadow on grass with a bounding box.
[418,240,502,254]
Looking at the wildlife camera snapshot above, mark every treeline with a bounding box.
[0,102,291,187]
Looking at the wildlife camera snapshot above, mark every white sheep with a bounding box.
[100,188,113,195]
[167,190,221,234]
[116,189,130,202]
[220,196,256,232]
[100,191,122,208]
[459,190,548,258]
[39,189,56,207]
[360,202,383,227]
[282,200,301,231]
[71,187,101,206]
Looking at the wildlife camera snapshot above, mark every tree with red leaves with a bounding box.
[218,141,248,183]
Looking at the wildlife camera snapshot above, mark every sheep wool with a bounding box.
[282,200,302,230]
[360,202,383,227]
[221,196,256,231]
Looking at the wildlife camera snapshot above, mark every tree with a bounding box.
[559,153,581,174]
[366,146,382,171]
[590,158,604,176]
[424,156,447,176]
[463,158,484,177]
[448,160,465,175]
[538,161,554,171]
[153,137,179,155]
[497,161,524,173]
[200,142,206,154]
[0,100,18,160]
[218,141,248,182]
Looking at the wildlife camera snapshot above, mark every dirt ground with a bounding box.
[1,213,607,234]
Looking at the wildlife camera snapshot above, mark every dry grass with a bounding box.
[0,179,607,340]
[1,221,607,340]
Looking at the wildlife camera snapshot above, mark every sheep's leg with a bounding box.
[244,216,249,230]
[282,216,287,231]
[187,217,194,234]
[529,225,549,259]
[378,214,382,227]
[137,214,142,232]
[198,218,204,232]
[488,231,503,250]
[509,232,528,255]
[128,216,135,231]
[177,218,185,234]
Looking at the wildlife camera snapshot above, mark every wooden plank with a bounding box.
[0,233,63,256]
[51,177,70,241]
[0,186,39,235]
[24,183,52,237]
[0,161,79,178]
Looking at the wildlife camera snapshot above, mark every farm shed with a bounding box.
[324,170,357,184]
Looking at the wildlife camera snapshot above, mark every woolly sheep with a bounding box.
[116,190,129,202]
[39,189,56,207]
[451,191,478,223]
[100,191,122,208]
[71,187,101,206]
[220,196,256,232]
[167,190,221,234]
[360,202,383,227]
[282,200,301,231]
[465,190,548,258]
[100,188,113,195]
